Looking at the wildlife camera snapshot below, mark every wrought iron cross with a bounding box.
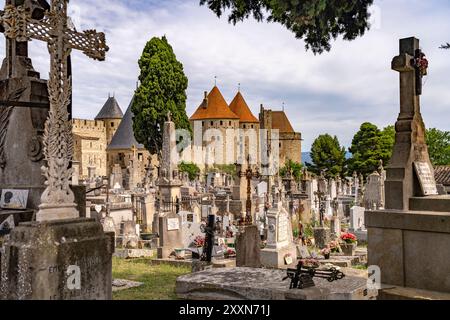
[236,155,260,225]
[0,0,109,221]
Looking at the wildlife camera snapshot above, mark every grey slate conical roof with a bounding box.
[95,96,124,120]
[107,96,145,151]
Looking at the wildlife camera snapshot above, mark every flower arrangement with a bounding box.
[193,236,205,248]
[301,259,320,269]
[320,247,331,256]
[329,240,342,253]
[224,248,236,258]
[414,52,429,76]
[341,232,357,244]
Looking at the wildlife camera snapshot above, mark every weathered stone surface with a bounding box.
[409,195,450,213]
[112,279,143,292]
[0,218,113,300]
[114,249,155,259]
[236,225,261,268]
[313,227,330,249]
[379,286,450,300]
[261,245,297,269]
[176,267,377,300]
[157,212,183,259]
[367,209,450,293]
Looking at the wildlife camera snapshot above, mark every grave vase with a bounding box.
[341,242,357,256]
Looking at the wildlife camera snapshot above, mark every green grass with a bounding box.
[112,258,191,300]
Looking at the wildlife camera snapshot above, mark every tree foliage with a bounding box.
[179,162,201,181]
[426,128,450,166]
[200,0,374,54]
[347,123,392,177]
[380,125,395,163]
[132,36,191,156]
[440,43,450,49]
[280,159,303,181]
[306,134,346,178]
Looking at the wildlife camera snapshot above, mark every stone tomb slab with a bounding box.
[176,267,377,300]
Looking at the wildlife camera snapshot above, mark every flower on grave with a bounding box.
[224,248,236,258]
[301,259,320,269]
[329,240,342,253]
[341,232,358,244]
[321,247,331,256]
[414,52,429,76]
[193,236,205,248]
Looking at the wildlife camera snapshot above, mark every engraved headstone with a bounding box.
[261,200,297,268]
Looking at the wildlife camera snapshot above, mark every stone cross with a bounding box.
[391,37,422,120]
[0,0,108,221]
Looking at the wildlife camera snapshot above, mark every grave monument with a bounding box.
[366,37,450,299]
[0,0,112,300]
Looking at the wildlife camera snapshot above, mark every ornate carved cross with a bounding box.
[0,0,109,221]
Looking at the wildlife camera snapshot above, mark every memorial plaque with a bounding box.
[277,213,289,243]
[0,189,29,210]
[414,162,438,196]
[167,218,180,231]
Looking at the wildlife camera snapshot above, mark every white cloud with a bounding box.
[1,0,449,151]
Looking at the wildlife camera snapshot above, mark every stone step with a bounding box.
[379,286,450,300]
[410,196,450,213]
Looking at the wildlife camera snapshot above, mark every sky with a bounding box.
[5,0,450,151]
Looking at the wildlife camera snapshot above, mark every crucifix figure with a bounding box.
[0,0,109,221]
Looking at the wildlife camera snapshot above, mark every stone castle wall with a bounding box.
[72,119,108,178]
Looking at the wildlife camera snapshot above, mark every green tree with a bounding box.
[132,36,191,157]
[306,134,346,178]
[426,128,450,165]
[348,123,392,177]
[380,125,395,164]
[200,0,374,54]
[179,162,201,181]
[280,159,303,181]
[440,43,450,49]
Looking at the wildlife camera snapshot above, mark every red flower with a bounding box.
[341,232,357,244]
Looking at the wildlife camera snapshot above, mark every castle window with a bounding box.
[220,121,223,126]
[111,122,115,127]
[229,121,232,126]
[211,121,214,126]
[243,124,246,129]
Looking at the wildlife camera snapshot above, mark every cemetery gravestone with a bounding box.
[157,211,183,259]
[261,204,297,268]
[235,225,261,268]
[0,0,112,300]
[367,37,450,296]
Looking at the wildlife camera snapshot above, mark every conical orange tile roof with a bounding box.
[190,86,240,121]
[229,91,259,123]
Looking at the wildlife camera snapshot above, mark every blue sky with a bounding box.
[6,0,450,151]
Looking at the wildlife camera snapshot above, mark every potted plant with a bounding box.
[321,247,331,260]
[340,232,358,256]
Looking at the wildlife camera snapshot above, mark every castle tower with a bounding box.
[229,91,260,166]
[190,86,240,168]
[107,96,152,178]
[95,95,124,146]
